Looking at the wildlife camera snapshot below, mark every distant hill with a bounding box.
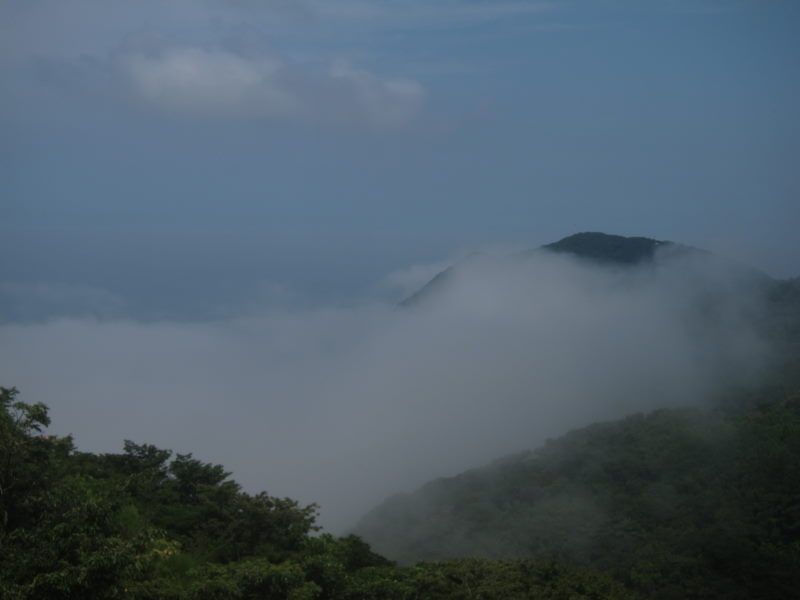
[401,232,770,306]
[539,232,674,264]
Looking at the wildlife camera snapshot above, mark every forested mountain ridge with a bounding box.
[353,396,800,599]
[356,232,800,599]
[354,233,800,599]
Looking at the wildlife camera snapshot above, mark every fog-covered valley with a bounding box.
[0,235,776,532]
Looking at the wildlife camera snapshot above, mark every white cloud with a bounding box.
[116,40,425,126]
[121,47,298,118]
[328,60,425,127]
[0,0,428,127]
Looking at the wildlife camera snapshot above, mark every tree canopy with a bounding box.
[0,386,633,599]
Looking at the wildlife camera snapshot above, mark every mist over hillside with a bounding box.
[3,2,796,595]
[0,234,780,532]
[345,235,800,599]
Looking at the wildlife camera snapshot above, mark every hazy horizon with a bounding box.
[1,0,798,533]
[0,247,774,531]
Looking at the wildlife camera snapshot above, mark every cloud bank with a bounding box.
[0,251,770,531]
[0,0,427,128]
[117,40,425,126]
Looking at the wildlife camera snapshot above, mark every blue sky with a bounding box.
[2,0,799,319]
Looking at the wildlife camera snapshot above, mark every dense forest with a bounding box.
[0,386,634,599]
[3,233,799,599]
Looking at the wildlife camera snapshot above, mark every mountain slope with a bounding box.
[353,396,800,599]
[361,233,800,599]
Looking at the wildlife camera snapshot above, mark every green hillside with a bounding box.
[353,396,800,599]
[354,265,800,599]
[356,235,800,599]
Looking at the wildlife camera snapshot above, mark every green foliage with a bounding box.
[0,389,326,598]
[407,558,637,600]
[0,387,64,530]
[0,387,636,599]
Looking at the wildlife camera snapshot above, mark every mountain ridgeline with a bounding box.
[355,233,800,599]
[400,232,771,307]
[540,232,674,263]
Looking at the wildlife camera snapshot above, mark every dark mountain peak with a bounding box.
[400,232,672,306]
[400,232,771,307]
[540,232,673,265]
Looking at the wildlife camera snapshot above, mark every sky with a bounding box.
[1,0,799,320]
[0,0,798,530]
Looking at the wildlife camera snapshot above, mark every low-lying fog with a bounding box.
[0,248,770,531]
